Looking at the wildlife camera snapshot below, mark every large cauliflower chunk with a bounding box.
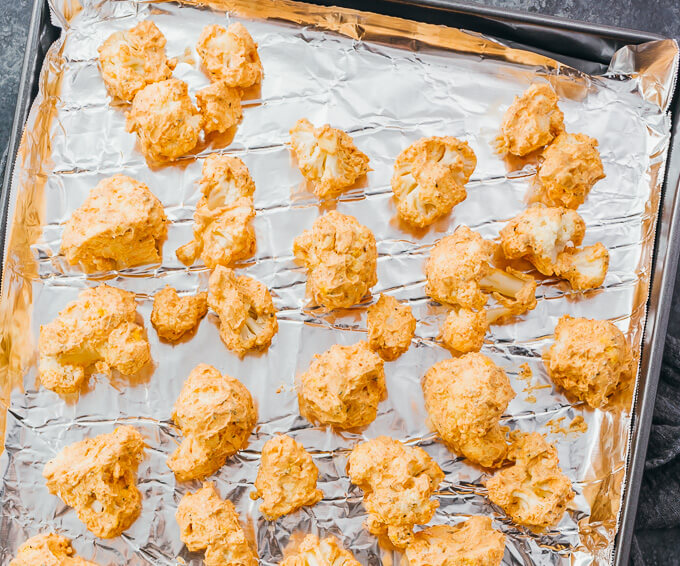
[367,294,416,361]
[289,118,370,199]
[10,534,98,566]
[196,23,263,88]
[196,81,243,134]
[422,353,515,468]
[554,242,609,290]
[98,20,176,102]
[496,83,564,157]
[544,315,633,408]
[251,434,323,520]
[126,78,202,163]
[151,286,208,341]
[280,534,360,566]
[176,482,258,566]
[293,211,377,310]
[440,308,489,354]
[61,175,167,273]
[208,266,278,356]
[39,284,150,395]
[167,363,257,482]
[391,136,477,227]
[486,432,574,528]
[346,436,444,549]
[43,426,145,538]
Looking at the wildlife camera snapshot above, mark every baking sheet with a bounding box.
[0,0,678,564]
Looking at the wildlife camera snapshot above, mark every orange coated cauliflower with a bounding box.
[10,534,98,566]
[151,286,208,341]
[196,81,243,134]
[554,242,609,290]
[440,308,489,354]
[279,534,360,566]
[367,294,416,361]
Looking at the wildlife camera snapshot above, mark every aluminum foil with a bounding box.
[1,0,678,564]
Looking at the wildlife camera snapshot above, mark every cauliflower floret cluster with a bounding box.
[346,436,444,549]
[367,294,416,361]
[280,534,361,566]
[10,534,98,566]
[251,434,323,520]
[554,242,609,290]
[440,308,489,354]
[167,363,257,482]
[39,284,150,395]
[391,136,477,227]
[293,211,377,310]
[298,341,386,430]
[422,353,515,468]
[43,426,145,539]
[196,81,243,134]
[151,286,208,341]
[544,315,633,408]
[289,118,370,199]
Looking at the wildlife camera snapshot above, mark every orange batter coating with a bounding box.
[176,482,258,566]
[293,211,377,310]
[391,136,477,227]
[422,353,515,468]
[151,286,208,341]
[346,436,444,548]
[43,426,145,538]
[554,242,609,290]
[279,534,360,566]
[298,341,386,430]
[251,434,323,520]
[367,294,416,361]
[196,81,243,134]
[544,315,633,408]
[10,534,98,566]
[167,363,257,482]
[440,308,489,354]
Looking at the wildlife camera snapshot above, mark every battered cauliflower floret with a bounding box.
[208,266,278,357]
[176,482,258,566]
[554,242,609,290]
[251,434,323,520]
[98,20,176,102]
[440,308,489,354]
[289,118,370,199]
[293,211,377,310]
[196,23,263,87]
[196,81,243,134]
[126,78,202,163]
[346,436,444,549]
[537,132,606,209]
[367,294,416,361]
[10,534,98,566]
[422,353,515,468]
[405,516,506,566]
[42,426,145,538]
[391,136,477,227]
[280,534,361,566]
[496,83,564,157]
[298,341,386,430]
[39,284,151,395]
[61,175,167,273]
[167,363,257,482]
[544,315,633,408]
[151,286,208,341]
[486,432,574,528]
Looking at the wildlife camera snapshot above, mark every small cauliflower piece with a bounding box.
[422,353,515,468]
[151,286,208,341]
[42,426,145,538]
[367,294,416,361]
[298,341,386,430]
[98,20,176,102]
[391,136,477,227]
[555,242,609,290]
[545,315,633,408]
[293,211,377,310]
[167,364,257,481]
[486,432,574,528]
[280,534,360,566]
[346,436,444,549]
[289,118,370,199]
[440,308,489,354]
[10,534,98,566]
[252,434,323,520]
[197,81,243,134]
[177,482,258,566]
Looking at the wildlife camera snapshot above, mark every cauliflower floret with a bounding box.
[496,83,564,157]
[196,81,243,134]
[367,294,416,361]
[440,308,489,354]
[208,266,278,357]
[405,516,506,566]
[97,20,176,102]
[289,118,370,199]
[544,315,633,408]
[251,434,323,520]
[486,432,574,528]
[196,23,263,87]
[293,211,377,310]
[39,284,151,395]
[167,363,257,481]
[298,341,386,430]
[176,482,258,566]
[126,78,202,163]
[151,286,208,341]
[61,175,167,273]
[537,132,605,209]
[10,534,98,566]
[555,242,609,290]
[346,436,444,549]
[43,426,145,539]
[279,534,360,566]
[391,136,477,227]
[422,353,515,468]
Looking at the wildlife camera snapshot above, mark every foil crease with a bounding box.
[1,1,678,564]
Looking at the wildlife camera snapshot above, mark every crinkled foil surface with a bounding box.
[1,1,678,564]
